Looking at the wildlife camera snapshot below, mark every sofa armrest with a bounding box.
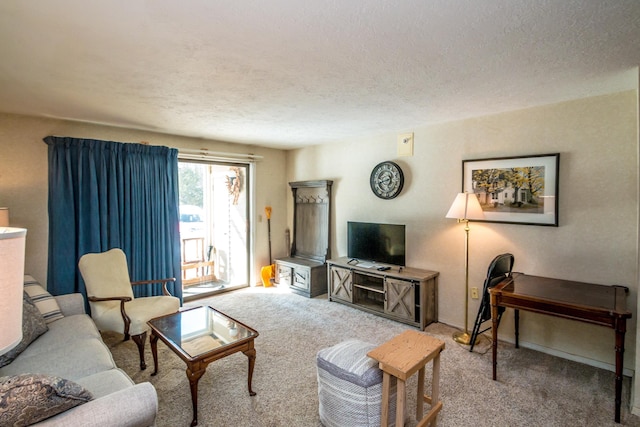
[54,293,86,316]
[36,382,158,427]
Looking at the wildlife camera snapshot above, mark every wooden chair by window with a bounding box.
[181,237,216,286]
[469,253,514,352]
[78,248,180,369]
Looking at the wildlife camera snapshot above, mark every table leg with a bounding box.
[514,309,520,349]
[396,378,406,427]
[186,365,206,427]
[432,351,441,425]
[150,332,159,376]
[614,317,627,423]
[243,347,257,396]
[491,294,499,381]
[417,366,425,421]
[381,372,391,427]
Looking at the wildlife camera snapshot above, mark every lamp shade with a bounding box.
[0,207,8,227]
[0,227,27,355]
[446,192,485,220]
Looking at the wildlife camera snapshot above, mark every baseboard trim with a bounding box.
[505,339,634,378]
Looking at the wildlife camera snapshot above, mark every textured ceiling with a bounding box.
[0,1,639,150]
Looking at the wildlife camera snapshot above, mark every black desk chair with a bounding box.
[469,253,514,352]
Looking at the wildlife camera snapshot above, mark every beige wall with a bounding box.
[0,113,288,287]
[287,91,638,374]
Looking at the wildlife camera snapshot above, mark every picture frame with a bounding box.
[462,153,559,226]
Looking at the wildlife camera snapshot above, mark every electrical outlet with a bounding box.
[470,287,479,299]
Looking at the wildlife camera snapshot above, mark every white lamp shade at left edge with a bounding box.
[0,227,27,355]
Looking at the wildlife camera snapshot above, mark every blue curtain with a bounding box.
[44,136,182,303]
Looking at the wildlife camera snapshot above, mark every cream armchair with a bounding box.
[78,248,180,370]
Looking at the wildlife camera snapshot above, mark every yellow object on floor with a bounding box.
[261,264,274,287]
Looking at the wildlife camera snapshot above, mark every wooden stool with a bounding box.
[367,330,445,427]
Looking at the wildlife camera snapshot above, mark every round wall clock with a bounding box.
[370,161,404,199]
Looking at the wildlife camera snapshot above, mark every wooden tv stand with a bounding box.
[326,257,439,329]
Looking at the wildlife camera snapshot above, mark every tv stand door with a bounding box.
[329,265,353,303]
[385,278,416,322]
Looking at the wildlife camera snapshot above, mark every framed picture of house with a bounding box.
[462,153,560,226]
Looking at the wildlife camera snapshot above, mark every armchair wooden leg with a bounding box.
[132,331,147,370]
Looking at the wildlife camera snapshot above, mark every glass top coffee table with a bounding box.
[148,305,259,426]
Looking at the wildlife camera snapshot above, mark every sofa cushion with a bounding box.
[24,275,64,324]
[41,382,158,427]
[0,374,93,426]
[0,314,117,380]
[24,314,103,350]
[0,293,48,368]
[74,368,135,399]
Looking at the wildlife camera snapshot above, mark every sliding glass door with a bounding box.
[179,160,250,301]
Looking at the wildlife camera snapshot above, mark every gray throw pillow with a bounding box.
[0,374,93,426]
[0,292,48,368]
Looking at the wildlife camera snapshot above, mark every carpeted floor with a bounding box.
[103,286,640,427]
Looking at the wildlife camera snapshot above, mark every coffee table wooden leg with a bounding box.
[150,332,159,376]
[244,347,257,396]
[186,366,206,427]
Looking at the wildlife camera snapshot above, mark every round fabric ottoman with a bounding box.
[316,339,399,427]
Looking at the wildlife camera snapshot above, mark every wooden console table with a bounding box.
[489,273,632,423]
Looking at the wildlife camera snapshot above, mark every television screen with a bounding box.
[347,221,406,266]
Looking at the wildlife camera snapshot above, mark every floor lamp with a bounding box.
[446,192,484,345]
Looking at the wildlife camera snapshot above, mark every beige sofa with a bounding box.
[0,276,157,426]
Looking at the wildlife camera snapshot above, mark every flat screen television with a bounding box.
[347,221,406,266]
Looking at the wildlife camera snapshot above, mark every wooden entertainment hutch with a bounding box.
[327,257,439,329]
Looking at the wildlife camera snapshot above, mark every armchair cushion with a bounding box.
[0,374,92,426]
[0,293,48,368]
[92,295,180,336]
[0,314,118,381]
[24,275,64,324]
